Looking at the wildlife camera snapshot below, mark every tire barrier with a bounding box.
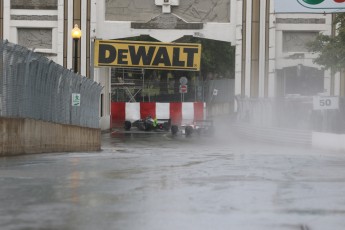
[111,102,205,127]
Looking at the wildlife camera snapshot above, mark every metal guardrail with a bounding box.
[234,122,312,146]
[236,96,345,134]
[0,40,102,128]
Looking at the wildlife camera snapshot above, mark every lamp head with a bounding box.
[71,24,82,39]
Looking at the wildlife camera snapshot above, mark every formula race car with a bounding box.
[171,119,215,137]
[124,116,171,132]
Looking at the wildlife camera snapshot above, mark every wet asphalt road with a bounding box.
[1,128,345,230]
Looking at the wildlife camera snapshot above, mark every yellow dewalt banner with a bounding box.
[94,40,201,71]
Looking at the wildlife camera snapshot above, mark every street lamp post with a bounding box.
[71,24,82,73]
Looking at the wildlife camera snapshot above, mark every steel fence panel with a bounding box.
[0,40,102,128]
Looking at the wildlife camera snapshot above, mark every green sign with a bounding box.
[72,93,81,106]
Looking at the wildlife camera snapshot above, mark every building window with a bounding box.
[283,31,319,53]
[282,65,324,96]
[17,28,52,49]
[11,0,58,10]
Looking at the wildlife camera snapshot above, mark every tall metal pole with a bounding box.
[73,38,79,73]
[71,24,81,73]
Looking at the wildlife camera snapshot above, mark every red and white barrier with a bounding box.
[111,102,205,127]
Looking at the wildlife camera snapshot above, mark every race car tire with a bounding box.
[144,122,152,131]
[196,129,201,136]
[185,126,194,137]
[163,122,171,131]
[124,121,132,131]
[171,125,178,135]
[208,127,215,136]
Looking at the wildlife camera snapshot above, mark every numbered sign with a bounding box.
[313,96,339,110]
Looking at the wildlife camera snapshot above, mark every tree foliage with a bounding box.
[121,35,235,79]
[307,13,345,71]
[113,35,235,100]
[188,37,235,79]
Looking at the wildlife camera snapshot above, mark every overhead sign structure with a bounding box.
[275,0,345,13]
[94,40,201,71]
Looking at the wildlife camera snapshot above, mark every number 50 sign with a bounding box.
[313,96,339,110]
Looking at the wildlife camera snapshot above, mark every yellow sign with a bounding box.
[94,40,201,71]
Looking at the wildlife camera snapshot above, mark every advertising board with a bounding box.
[94,40,201,71]
[275,0,345,13]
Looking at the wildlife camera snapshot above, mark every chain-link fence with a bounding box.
[110,67,234,103]
[0,40,103,129]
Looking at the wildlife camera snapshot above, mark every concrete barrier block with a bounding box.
[0,117,101,156]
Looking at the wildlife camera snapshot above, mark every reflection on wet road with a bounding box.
[1,131,345,230]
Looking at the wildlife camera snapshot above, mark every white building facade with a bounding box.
[0,0,341,130]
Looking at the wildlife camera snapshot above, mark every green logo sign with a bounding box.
[297,0,345,10]
[301,0,325,4]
